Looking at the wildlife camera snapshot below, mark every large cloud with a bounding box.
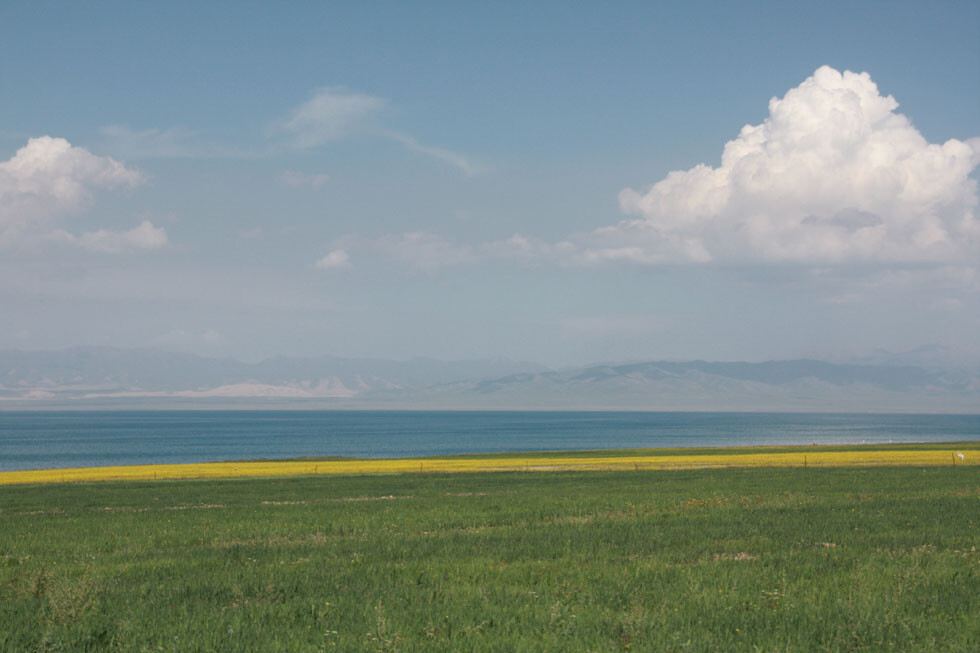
[0,136,165,251]
[321,67,978,274]
[609,66,980,264]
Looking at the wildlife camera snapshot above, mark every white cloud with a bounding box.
[0,136,144,246]
[371,232,477,271]
[278,87,479,175]
[385,131,479,176]
[0,136,165,253]
[278,170,330,189]
[326,68,979,276]
[334,232,571,271]
[279,87,384,148]
[314,249,351,270]
[606,66,980,265]
[72,220,168,253]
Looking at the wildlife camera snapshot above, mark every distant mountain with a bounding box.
[0,347,547,403]
[405,359,980,412]
[1,348,977,412]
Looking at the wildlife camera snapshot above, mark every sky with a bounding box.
[1,1,979,368]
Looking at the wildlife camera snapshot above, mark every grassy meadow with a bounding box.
[1,449,978,651]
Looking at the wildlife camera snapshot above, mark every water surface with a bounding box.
[1,410,978,471]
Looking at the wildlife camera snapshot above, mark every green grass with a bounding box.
[2,467,978,651]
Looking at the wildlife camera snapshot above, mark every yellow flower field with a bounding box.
[0,447,974,485]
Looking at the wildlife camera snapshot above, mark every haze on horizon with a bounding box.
[2,1,979,370]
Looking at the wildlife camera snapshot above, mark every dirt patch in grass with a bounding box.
[713,552,759,561]
[163,503,226,511]
[335,494,411,502]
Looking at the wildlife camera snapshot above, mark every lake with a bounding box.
[1,410,978,471]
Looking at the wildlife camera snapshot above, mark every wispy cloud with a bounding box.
[385,131,480,176]
[275,87,480,176]
[314,249,351,270]
[99,125,253,159]
[277,87,385,149]
[278,170,330,189]
[325,232,561,272]
[369,232,478,271]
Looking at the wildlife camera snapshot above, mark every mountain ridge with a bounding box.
[1,347,977,412]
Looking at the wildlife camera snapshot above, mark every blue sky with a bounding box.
[2,1,979,366]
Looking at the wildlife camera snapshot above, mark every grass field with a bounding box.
[1,455,978,651]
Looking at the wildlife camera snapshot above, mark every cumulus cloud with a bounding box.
[322,68,979,276]
[606,66,980,264]
[0,136,144,244]
[278,170,330,189]
[314,249,351,270]
[0,136,168,253]
[278,87,384,148]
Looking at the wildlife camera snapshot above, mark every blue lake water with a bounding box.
[0,410,978,471]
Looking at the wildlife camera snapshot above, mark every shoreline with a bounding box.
[2,441,977,486]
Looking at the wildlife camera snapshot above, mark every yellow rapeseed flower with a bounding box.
[0,448,974,486]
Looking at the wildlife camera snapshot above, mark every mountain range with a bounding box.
[1,347,977,412]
